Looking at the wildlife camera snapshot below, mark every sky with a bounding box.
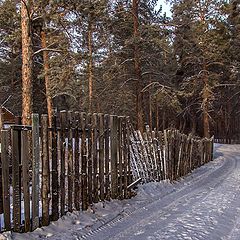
[157,0,172,17]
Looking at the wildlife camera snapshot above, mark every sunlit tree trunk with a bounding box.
[21,0,33,125]
[41,30,53,126]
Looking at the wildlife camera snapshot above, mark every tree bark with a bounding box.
[202,63,210,138]
[21,0,33,125]
[41,30,53,126]
[132,0,144,132]
[88,18,93,113]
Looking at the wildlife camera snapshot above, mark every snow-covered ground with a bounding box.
[1,144,240,240]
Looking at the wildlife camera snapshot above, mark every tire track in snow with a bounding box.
[76,153,235,240]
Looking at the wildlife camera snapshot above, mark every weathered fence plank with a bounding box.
[60,111,67,216]
[74,111,80,210]
[32,113,40,230]
[67,111,73,212]
[21,129,31,232]
[1,130,11,231]
[81,113,88,210]
[110,115,118,199]
[104,114,110,200]
[51,113,59,221]
[41,115,50,226]
[99,113,105,201]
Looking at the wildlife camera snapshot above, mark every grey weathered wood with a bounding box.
[110,115,118,199]
[21,130,30,232]
[32,113,40,230]
[51,113,59,221]
[67,111,73,212]
[92,113,98,203]
[80,113,88,210]
[41,115,50,226]
[118,117,123,198]
[98,113,104,201]
[122,118,128,198]
[60,111,67,216]
[104,114,110,200]
[1,130,11,231]
[74,112,80,210]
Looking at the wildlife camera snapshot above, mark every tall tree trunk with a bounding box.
[41,30,53,126]
[88,18,93,113]
[21,0,33,125]
[202,63,210,138]
[132,0,144,132]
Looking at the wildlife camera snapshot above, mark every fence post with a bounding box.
[74,112,80,210]
[67,111,73,212]
[92,113,98,203]
[51,113,59,221]
[1,130,11,231]
[60,111,67,216]
[41,114,50,226]
[81,113,88,210]
[99,113,105,201]
[104,114,110,200]
[110,115,118,199]
[21,129,30,232]
[32,113,40,230]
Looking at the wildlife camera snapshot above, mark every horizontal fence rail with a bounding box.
[129,126,214,183]
[0,111,132,233]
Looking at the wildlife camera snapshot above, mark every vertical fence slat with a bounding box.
[99,113,104,201]
[122,118,128,198]
[118,117,123,198]
[67,111,73,212]
[87,114,93,205]
[92,113,98,203]
[110,115,118,199]
[74,111,80,210]
[51,113,59,221]
[32,113,40,230]
[81,113,88,210]
[2,130,11,231]
[60,111,67,216]
[41,115,50,226]
[104,114,110,200]
[12,129,21,232]
[21,130,30,232]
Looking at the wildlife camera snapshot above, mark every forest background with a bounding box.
[0,0,239,139]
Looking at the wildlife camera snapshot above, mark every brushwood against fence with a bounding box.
[0,111,214,233]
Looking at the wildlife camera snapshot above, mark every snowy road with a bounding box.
[84,144,240,240]
[8,144,240,240]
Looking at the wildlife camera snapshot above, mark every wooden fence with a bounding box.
[129,126,214,182]
[0,111,132,232]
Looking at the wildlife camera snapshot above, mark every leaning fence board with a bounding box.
[32,113,40,230]
[41,115,50,226]
[1,130,11,231]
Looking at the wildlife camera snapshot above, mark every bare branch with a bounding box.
[33,48,63,56]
